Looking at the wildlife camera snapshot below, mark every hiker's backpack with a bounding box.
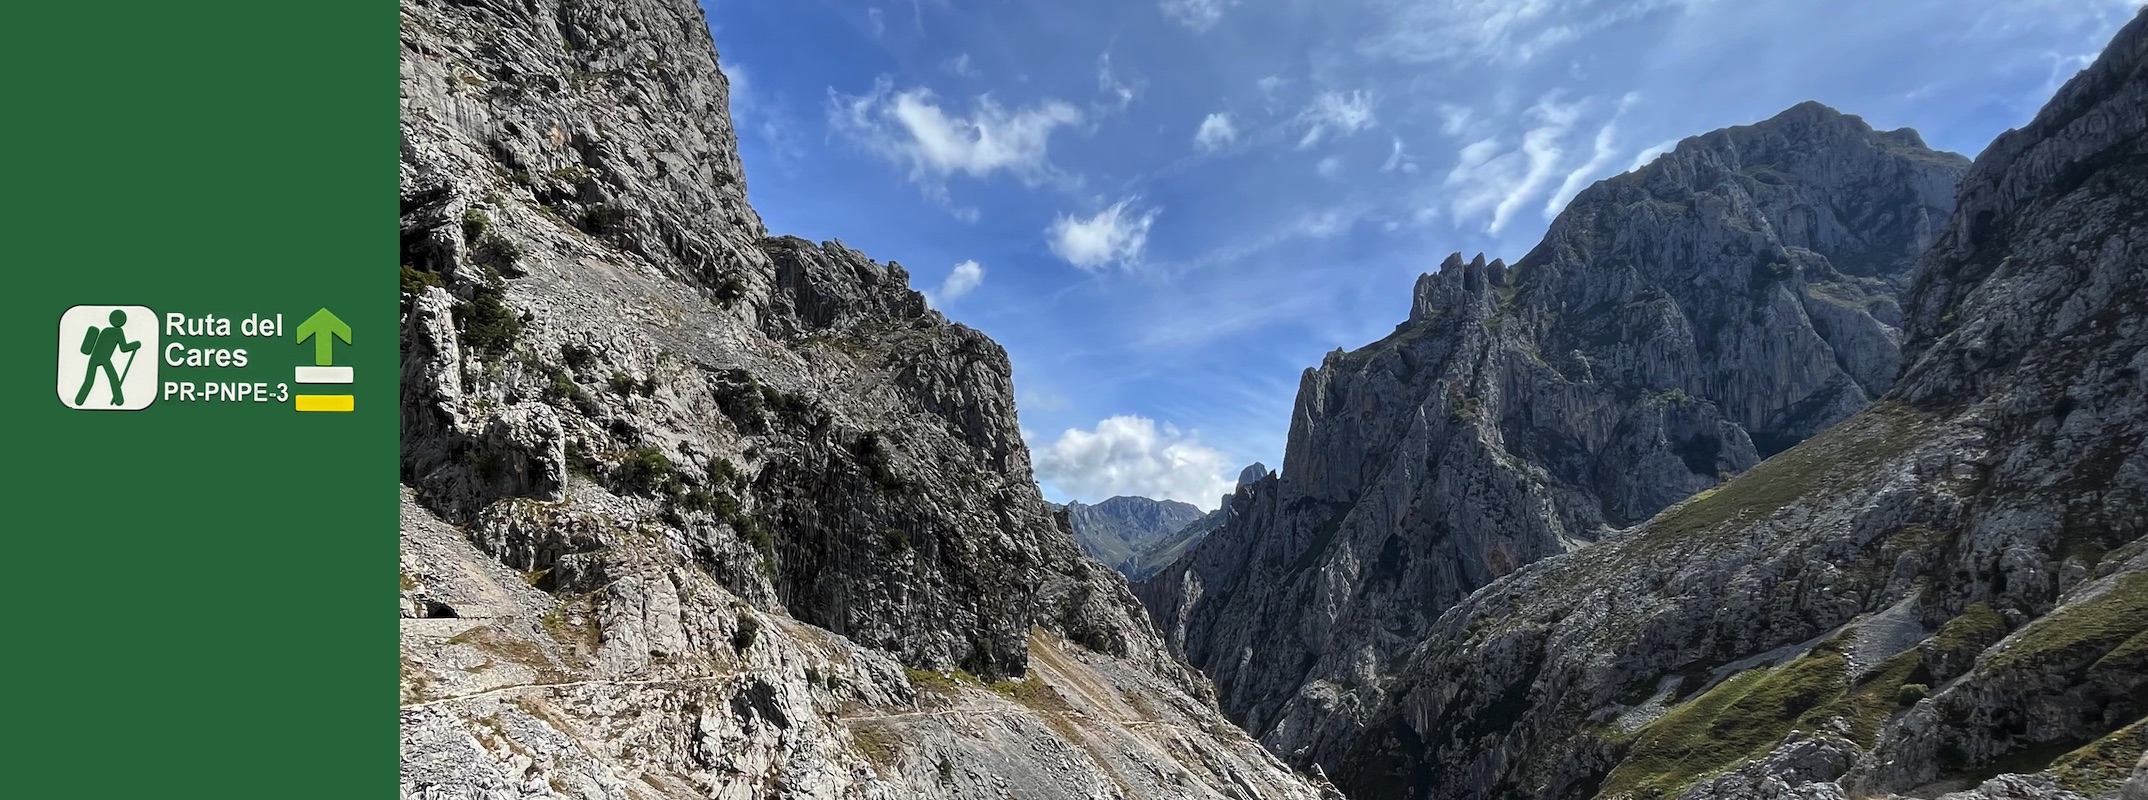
[80,326,99,355]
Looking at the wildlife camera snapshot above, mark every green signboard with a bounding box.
[6,2,393,795]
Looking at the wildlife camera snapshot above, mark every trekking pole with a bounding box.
[117,346,140,386]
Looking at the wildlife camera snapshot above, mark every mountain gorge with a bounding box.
[397,0,1335,796]
[1137,97,1970,741]
[398,0,2148,798]
[1171,11,2148,800]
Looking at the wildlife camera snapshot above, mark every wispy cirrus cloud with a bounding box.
[1356,0,1699,64]
[1542,92,1640,216]
[1297,90,1376,148]
[1442,91,1654,233]
[1626,138,1680,171]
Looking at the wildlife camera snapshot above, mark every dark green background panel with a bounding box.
[3,2,395,795]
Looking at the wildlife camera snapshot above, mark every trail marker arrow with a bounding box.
[296,308,352,366]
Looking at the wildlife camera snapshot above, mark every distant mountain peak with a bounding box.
[1062,495,1215,580]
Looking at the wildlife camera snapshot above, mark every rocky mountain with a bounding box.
[1137,97,1971,739]
[1058,496,1208,579]
[396,0,1337,796]
[1126,504,1231,581]
[1292,11,2148,800]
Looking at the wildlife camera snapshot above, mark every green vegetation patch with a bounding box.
[615,446,680,497]
[447,624,552,670]
[2100,629,2148,671]
[460,207,490,241]
[1635,403,1928,548]
[1600,645,1852,799]
[1932,603,2007,664]
[988,677,1071,716]
[1797,649,1927,745]
[1987,572,2148,674]
[1337,318,1438,369]
[401,265,445,314]
[856,432,905,490]
[849,722,903,769]
[905,667,982,696]
[2048,717,2147,796]
[459,276,524,356]
[539,603,603,659]
[731,613,760,652]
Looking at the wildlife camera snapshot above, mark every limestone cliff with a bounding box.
[396,0,1337,796]
[1137,99,1969,740]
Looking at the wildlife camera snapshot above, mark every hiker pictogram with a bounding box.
[55,305,159,411]
[75,309,143,406]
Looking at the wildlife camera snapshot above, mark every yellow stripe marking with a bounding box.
[295,394,354,412]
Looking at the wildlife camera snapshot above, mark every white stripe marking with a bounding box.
[296,366,354,384]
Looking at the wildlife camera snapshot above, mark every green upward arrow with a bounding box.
[296,308,352,366]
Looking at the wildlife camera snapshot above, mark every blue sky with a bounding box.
[706,0,2141,509]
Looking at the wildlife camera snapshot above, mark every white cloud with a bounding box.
[1297,90,1376,148]
[1442,92,1590,234]
[867,7,886,37]
[1048,198,1160,270]
[1256,75,1284,97]
[1194,112,1238,152]
[1161,0,1240,32]
[1543,122,1619,218]
[1627,138,1679,171]
[1317,155,1344,178]
[829,79,1083,188]
[926,259,984,305]
[1542,93,1639,218]
[1031,415,1235,508]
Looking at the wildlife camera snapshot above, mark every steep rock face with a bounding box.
[1061,496,1208,579]
[1311,12,2148,800]
[398,0,1336,796]
[402,493,1339,800]
[1137,102,1968,737]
